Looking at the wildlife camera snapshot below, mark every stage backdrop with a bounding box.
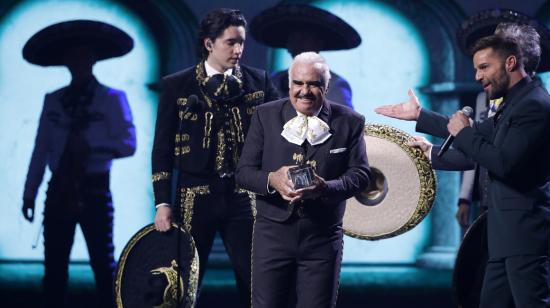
[0,0,158,261]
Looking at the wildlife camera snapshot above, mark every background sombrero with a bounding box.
[23,19,133,66]
[456,8,550,72]
[250,4,361,51]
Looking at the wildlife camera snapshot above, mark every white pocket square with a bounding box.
[329,148,347,154]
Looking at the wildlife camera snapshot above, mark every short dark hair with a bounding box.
[470,35,523,69]
[197,8,247,59]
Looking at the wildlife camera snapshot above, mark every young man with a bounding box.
[236,52,370,307]
[151,8,279,307]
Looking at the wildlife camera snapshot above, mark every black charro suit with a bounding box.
[236,98,370,308]
[151,62,279,307]
[417,77,550,307]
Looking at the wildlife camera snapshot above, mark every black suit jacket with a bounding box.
[152,62,279,204]
[418,77,550,259]
[235,98,370,225]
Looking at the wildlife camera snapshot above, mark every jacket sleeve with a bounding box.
[430,146,475,171]
[235,108,271,195]
[151,78,178,205]
[23,95,51,201]
[454,98,550,179]
[415,108,450,138]
[323,115,370,203]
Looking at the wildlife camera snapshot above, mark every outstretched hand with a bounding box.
[374,89,421,121]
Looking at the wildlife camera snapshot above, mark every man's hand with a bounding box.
[407,136,433,161]
[269,166,300,202]
[293,174,327,202]
[447,111,470,136]
[22,199,35,222]
[374,89,421,121]
[455,202,470,228]
[154,206,172,232]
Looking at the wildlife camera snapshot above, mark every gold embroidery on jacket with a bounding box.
[152,172,171,182]
[215,129,225,172]
[203,112,213,148]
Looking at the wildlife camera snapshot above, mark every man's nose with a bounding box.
[475,70,483,82]
[233,43,243,54]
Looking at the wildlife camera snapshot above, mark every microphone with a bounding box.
[437,106,473,157]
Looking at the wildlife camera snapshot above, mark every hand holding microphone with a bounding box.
[437,106,473,157]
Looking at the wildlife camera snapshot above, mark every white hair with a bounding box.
[288,51,331,89]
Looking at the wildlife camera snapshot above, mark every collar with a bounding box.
[204,60,233,77]
[503,76,531,104]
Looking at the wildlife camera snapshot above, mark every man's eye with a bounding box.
[292,81,304,86]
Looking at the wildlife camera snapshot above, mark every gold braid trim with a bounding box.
[215,129,225,172]
[114,224,200,308]
[180,186,210,232]
[203,112,213,149]
[152,172,171,183]
[231,107,244,143]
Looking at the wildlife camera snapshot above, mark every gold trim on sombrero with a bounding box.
[114,224,199,308]
[343,124,436,240]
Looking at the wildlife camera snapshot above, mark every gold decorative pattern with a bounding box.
[215,129,225,172]
[150,260,184,308]
[177,97,187,106]
[152,172,171,183]
[203,112,213,149]
[343,123,437,241]
[180,186,210,232]
[243,91,264,103]
[246,107,255,115]
[292,153,304,165]
[231,107,245,143]
[114,224,199,308]
[306,160,317,170]
[175,134,190,143]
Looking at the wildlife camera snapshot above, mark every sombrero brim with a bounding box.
[23,19,133,66]
[250,4,361,51]
[456,9,550,72]
[115,224,198,308]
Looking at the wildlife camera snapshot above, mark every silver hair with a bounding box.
[288,52,331,89]
[495,22,541,75]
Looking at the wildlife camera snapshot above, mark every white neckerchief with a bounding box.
[204,60,233,77]
[281,107,331,146]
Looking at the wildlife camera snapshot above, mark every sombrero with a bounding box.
[250,4,361,51]
[23,19,133,66]
[456,8,550,72]
[115,224,199,308]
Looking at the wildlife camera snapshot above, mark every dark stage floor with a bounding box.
[0,262,455,307]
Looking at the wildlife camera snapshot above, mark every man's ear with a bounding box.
[506,55,518,72]
[204,38,213,51]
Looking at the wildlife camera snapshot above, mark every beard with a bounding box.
[487,67,509,100]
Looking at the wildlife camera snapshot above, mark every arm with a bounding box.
[321,116,370,203]
[236,109,270,195]
[454,99,549,179]
[22,95,51,221]
[456,169,475,227]
[152,79,178,231]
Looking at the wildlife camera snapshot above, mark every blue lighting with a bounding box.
[0,0,158,261]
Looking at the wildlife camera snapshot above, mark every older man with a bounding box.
[376,33,550,307]
[236,52,370,308]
